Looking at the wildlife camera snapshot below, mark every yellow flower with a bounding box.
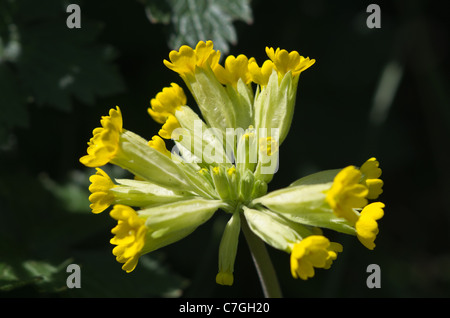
[79,106,123,167]
[148,83,187,124]
[356,202,385,250]
[158,114,181,139]
[110,205,147,273]
[163,40,220,78]
[80,41,386,287]
[248,58,275,86]
[88,168,117,214]
[326,166,369,224]
[360,157,384,199]
[213,54,252,87]
[148,135,172,157]
[148,83,185,141]
[290,235,343,280]
[266,47,316,77]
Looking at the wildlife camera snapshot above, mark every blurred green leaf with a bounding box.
[0,259,72,293]
[0,165,189,297]
[0,0,125,143]
[16,5,125,110]
[0,251,189,297]
[39,167,133,214]
[40,170,91,214]
[143,0,253,55]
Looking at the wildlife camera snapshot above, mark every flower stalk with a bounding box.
[241,213,282,298]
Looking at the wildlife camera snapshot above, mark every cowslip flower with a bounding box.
[80,40,385,293]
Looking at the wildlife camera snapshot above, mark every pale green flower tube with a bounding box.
[253,70,297,146]
[243,206,316,252]
[252,183,356,235]
[216,212,241,286]
[139,198,226,254]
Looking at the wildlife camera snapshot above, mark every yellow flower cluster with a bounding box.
[163,40,315,88]
[148,40,315,158]
[79,40,385,287]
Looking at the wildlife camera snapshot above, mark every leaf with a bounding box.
[0,216,188,296]
[39,170,91,214]
[16,13,125,111]
[143,0,253,55]
[38,167,130,214]
[0,259,72,293]
[0,0,125,143]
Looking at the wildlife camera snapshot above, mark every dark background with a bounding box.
[1,0,449,298]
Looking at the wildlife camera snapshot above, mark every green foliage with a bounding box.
[0,254,188,297]
[143,0,253,55]
[0,167,188,297]
[0,0,125,143]
[0,259,72,293]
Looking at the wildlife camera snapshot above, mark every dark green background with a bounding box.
[1,0,449,298]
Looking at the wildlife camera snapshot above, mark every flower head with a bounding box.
[80,41,384,289]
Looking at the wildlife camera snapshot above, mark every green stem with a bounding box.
[240,214,283,298]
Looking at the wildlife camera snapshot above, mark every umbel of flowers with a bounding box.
[80,41,384,286]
